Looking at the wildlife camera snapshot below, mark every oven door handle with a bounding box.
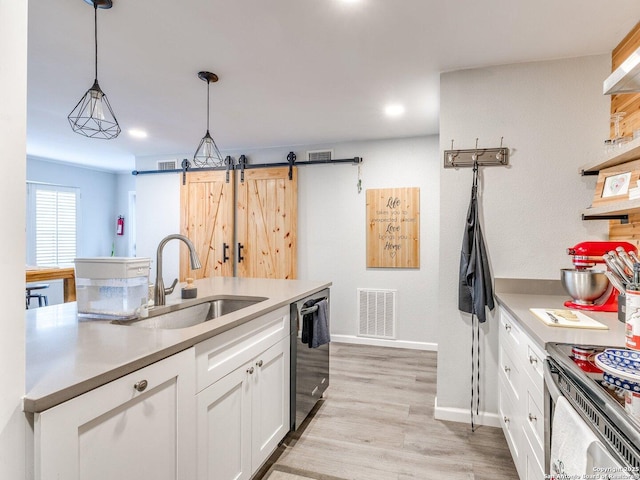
[544,359,562,403]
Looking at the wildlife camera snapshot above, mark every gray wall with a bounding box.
[436,54,610,424]
[26,157,132,305]
[27,156,120,258]
[135,135,441,348]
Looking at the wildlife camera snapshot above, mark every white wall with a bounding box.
[115,172,136,257]
[0,1,27,478]
[436,55,610,424]
[135,136,441,347]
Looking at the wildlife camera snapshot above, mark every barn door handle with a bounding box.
[223,243,230,263]
[238,243,245,263]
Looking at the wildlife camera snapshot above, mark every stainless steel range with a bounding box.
[545,342,640,478]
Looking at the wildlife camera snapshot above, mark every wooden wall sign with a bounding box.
[366,187,420,268]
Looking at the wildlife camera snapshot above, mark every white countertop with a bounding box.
[25,277,330,413]
[495,292,627,348]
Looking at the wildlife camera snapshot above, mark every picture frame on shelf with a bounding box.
[592,158,640,207]
[602,171,632,198]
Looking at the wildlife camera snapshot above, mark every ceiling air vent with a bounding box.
[157,160,177,171]
[306,149,333,162]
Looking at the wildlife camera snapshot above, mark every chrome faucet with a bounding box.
[154,234,202,306]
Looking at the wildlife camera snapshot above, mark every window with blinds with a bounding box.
[26,183,79,266]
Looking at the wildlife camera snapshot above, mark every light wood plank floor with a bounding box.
[259,343,518,480]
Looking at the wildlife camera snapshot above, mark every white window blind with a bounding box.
[27,183,79,266]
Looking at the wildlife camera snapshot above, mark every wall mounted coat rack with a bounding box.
[443,139,509,169]
[132,152,363,185]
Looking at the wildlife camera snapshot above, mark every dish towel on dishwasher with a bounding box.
[550,396,599,478]
[301,298,330,348]
[311,298,330,348]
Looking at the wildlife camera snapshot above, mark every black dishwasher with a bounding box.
[290,288,330,430]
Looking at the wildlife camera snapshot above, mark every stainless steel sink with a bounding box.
[111,296,267,329]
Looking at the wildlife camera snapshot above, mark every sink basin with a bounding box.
[111,296,267,329]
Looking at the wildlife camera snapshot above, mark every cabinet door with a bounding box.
[34,349,196,480]
[197,361,252,480]
[180,170,235,279]
[251,337,290,471]
[236,167,297,279]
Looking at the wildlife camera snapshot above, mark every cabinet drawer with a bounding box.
[498,375,520,469]
[523,426,544,480]
[499,308,523,355]
[195,306,289,392]
[498,344,520,402]
[523,388,544,461]
[523,341,545,392]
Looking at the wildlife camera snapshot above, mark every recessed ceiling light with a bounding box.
[128,129,148,139]
[384,104,405,117]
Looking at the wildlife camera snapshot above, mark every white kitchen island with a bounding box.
[25,276,330,480]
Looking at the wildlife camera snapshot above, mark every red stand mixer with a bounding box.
[563,241,638,312]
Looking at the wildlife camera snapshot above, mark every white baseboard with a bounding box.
[433,396,501,428]
[330,334,437,351]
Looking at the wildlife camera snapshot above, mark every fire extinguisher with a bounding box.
[116,215,125,236]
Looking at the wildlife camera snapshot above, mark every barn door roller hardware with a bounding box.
[237,152,363,182]
[131,151,363,183]
[443,138,509,169]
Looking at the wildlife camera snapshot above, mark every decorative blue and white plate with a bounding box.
[601,348,640,370]
[602,372,640,393]
[595,352,640,383]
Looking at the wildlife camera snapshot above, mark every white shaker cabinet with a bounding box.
[498,307,546,480]
[34,348,196,480]
[195,306,290,480]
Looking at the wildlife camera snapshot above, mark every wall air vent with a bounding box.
[306,149,333,162]
[157,160,177,171]
[357,288,396,339]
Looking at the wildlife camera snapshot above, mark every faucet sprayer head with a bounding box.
[189,249,202,270]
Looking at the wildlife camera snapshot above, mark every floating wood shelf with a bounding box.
[581,198,640,219]
[581,136,640,175]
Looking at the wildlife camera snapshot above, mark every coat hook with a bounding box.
[472,138,479,162]
[495,137,505,162]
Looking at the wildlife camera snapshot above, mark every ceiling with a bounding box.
[27,0,640,173]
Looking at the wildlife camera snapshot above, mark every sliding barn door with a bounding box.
[180,170,235,280]
[236,167,297,279]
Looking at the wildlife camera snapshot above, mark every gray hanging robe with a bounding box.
[458,163,494,431]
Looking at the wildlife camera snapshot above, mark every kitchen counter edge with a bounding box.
[24,277,331,414]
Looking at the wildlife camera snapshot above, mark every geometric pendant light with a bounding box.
[193,71,225,167]
[68,0,121,140]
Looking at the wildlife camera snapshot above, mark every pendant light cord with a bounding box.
[93,1,98,81]
[206,80,211,132]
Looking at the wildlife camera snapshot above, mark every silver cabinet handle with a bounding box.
[503,365,511,373]
[528,413,537,422]
[503,416,510,424]
[504,323,511,332]
[247,367,254,374]
[256,360,263,367]
[529,356,538,365]
[134,380,148,392]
